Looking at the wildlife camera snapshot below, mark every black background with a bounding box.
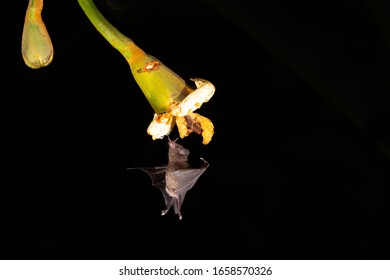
[1,0,390,259]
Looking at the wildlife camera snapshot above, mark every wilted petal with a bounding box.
[171,78,215,117]
[176,112,214,145]
[147,113,175,140]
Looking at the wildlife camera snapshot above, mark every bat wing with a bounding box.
[171,159,209,212]
[175,160,209,194]
[127,166,174,211]
[127,166,167,188]
[127,156,209,220]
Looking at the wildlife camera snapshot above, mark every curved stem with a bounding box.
[77,0,139,61]
[76,0,193,116]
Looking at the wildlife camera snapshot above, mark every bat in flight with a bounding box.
[127,139,209,220]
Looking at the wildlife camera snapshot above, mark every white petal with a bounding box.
[171,78,215,117]
[147,113,174,140]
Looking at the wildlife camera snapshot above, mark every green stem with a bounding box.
[77,0,134,60]
[76,0,191,115]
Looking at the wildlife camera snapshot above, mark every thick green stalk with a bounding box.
[76,0,191,114]
[77,0,134,60]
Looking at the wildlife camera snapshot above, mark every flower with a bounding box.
[147,78,215,144]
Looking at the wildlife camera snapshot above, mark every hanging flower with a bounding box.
[147,78,215,144]
[77,0,215,144]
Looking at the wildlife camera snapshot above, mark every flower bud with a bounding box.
[22,0,53,69]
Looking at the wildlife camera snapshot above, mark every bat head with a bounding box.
[168,138,190,159]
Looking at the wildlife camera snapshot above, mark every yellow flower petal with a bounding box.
[176,112,214,145]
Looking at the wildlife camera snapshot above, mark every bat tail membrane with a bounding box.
[173,198,183,220]
[160,188,175,214]
[173,194,186,220]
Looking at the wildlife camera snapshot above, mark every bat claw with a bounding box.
[161,209,169,216]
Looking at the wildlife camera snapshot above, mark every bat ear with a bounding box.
[166,135,179,146]
[168,137,180,150]
[167,135,178,141]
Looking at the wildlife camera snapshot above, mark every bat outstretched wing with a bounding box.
[171,159,209,212]
[127,166,174,211]
[175,160,209,194]
[127,166,166,188]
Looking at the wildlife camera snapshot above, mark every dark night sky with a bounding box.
[1,0,390,259]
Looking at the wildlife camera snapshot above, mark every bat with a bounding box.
[127,139,209,220]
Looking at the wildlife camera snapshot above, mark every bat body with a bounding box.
[127,139,209,219]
